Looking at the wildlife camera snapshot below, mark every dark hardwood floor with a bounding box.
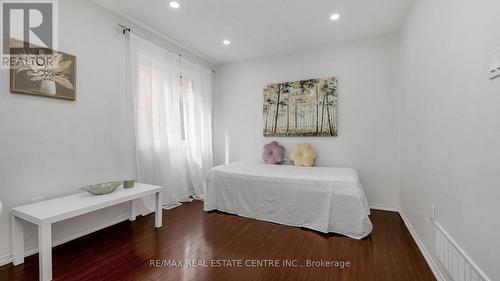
[0,201,436,281]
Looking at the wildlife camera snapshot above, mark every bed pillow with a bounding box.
[262,141,285,164]
[290,143,317,167]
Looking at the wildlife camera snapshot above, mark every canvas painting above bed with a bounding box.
[263,77,338,137]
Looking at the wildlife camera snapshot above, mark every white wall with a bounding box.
[0,0,212,264]
[214,34,401,208]
[400,0,500,280]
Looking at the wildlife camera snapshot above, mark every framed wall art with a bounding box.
[263,77,337,137]
[10,39,76,100]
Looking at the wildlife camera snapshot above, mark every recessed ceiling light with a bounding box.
[169,1,180,9]
[330,13,340,21]
[222,39,231,46]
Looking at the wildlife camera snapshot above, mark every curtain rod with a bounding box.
[119,24,216,74]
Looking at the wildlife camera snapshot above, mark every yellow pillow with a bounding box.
[290,143,317,167]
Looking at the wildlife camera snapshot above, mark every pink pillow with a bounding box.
[262,141,285,164]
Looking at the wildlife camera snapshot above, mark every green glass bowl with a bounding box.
[81,181,122,195]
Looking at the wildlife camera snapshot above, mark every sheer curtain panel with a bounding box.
[128,33,213,209]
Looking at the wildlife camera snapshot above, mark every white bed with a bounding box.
[203,162,373,239]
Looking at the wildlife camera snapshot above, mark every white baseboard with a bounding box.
[369,203,400,212]
[399,208,447,281]
[0,208,152,267]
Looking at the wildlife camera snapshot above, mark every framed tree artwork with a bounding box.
[263,77,338,137]
[10,39,76,100]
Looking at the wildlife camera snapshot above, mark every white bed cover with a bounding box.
[204,162,373,239]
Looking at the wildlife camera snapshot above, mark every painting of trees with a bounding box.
[263,77,337,137]
[263,89,275,131]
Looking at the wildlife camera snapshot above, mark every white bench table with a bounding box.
[11,183,164,281]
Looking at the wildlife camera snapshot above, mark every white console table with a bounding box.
[11,183,164,281]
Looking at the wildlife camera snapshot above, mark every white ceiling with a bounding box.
[93,0,413,64]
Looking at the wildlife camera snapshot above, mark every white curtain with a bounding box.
[128,33,213,208]
[181,61,214,199]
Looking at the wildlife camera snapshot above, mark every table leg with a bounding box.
[38,224,52,281]
[11,216,24,265]
[129,199,137,221]
[155,192,163,228]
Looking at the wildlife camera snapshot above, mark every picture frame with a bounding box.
[9,39,76,100]
[263,77,338,137]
